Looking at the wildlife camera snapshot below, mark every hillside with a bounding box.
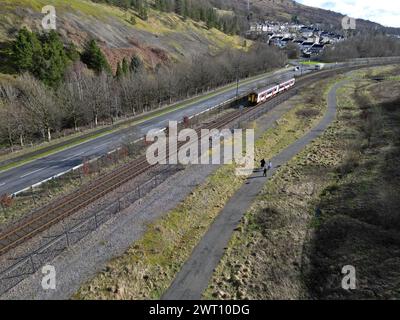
[0,0,246,72]
[213,0,400,34]
[1,0,399,74]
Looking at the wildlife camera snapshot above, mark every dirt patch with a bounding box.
[296,108,321,119]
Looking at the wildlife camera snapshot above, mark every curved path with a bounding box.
[163,79,349,300]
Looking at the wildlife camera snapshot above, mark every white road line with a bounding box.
[20,167,46,178]
[93,143,109,151]
[62,151,85,162]
[0,182,6,187]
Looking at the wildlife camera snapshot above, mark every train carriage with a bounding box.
[248,78,295,105]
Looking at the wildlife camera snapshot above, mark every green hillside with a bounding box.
[0,0,248,71]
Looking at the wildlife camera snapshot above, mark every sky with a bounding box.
[296,0,400,28]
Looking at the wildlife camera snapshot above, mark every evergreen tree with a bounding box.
[174,0,184,16]
[138,0,148,20]
[81,39,111,74]
[11,27,42,72]
[116,62,123,79]
[11,28,69,87]
[66,42,80,62]
[38,30,69,86]
[122,57,129,75]
[130,54,142,73]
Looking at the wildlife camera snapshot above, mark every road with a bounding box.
[0,67,314,196]
[162,79,348,300]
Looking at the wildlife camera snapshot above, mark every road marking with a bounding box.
[0,182,6,187]
[20,167,46,178]
[62,152,85,162]
[93,143,109,151]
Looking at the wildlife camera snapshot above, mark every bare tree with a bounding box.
[17,74,58,142]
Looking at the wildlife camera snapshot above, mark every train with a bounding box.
[248,78,296,105]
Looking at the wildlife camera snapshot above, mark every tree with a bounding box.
[116,62,123,79]
[81,39,111,74]
[285,42,301,59]
[10,28,73,87]
[0,84,31,148]
[122,57,129,75]
[17,74,58,142]
[138,1,148,20]
[66,42,80,62]
[174,0,185,16]
[11,27,42,72]
[38,30,69,87]
[130,55,142,73]
[57,70,86,132]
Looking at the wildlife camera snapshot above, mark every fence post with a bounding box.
[30,186,36,206]
[29,255,35,274]
[94,212,98,228]
[65,231,70,247]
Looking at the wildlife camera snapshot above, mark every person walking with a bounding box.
[268,160,273,171]
[260,159,266,170]
[263,164,267,177]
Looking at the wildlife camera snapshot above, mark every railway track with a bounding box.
[0,104,256,256]
[0,60,398,257]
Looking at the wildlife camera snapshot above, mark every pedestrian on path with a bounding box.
[260,159,266,170]
[263,165,267,177]
[268,160,273,171]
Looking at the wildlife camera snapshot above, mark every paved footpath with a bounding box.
[163,79,349,300]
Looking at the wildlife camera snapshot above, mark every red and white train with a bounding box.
[248,78,296,105]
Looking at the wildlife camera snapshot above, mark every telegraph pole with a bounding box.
[236,73,239,98]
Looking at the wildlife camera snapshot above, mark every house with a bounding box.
[269,35,284,46]
[281,37,294,47]
[300,41,315,51]
[307,43,325,55]
[293,39,305,45]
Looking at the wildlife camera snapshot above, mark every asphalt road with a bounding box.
[0,67,314,196]
[162,79,348,300]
